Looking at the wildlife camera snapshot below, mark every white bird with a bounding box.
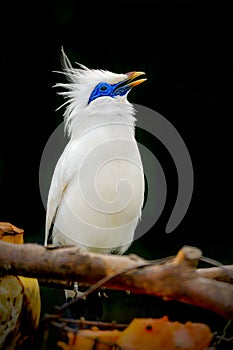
[45,50,146,255]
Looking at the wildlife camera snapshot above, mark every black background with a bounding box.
[0,0,232,261]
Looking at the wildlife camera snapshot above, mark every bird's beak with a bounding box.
[126,71,147,88]
[112,71,146,97]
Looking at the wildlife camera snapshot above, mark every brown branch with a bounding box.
[0,240,233,319]
[197,265,233,284]
[0,222,24,243]
[39,264,233,289]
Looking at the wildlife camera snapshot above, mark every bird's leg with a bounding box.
[65,282,86,301]
[73,281,78,294]
[74,281,86,299]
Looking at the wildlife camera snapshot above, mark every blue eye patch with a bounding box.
[88,81,130,104]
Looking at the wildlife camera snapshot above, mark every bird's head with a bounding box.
[55,49,146,136]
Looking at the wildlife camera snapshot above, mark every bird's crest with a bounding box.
[54,48,140,137]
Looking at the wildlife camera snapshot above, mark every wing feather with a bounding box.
[45,156,65,245]
[44,139,81,245]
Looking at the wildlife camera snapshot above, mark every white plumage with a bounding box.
[45,50,146,254]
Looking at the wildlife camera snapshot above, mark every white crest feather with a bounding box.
[54,48,130,137]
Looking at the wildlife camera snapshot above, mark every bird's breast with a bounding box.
[53,125,144,251]
[64,137,144,228]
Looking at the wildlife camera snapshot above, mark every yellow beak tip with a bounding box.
[129,78,147,88]
[126,71,146,88]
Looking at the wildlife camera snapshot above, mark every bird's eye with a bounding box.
[88,82,111,104]
[100,85,108,91]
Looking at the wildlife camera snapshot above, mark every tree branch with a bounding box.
[197,265,233,284]
[0,239,233,319]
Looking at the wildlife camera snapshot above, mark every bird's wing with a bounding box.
[44,141,73,246]
[44,139,82,245]
[45,156,65,245]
